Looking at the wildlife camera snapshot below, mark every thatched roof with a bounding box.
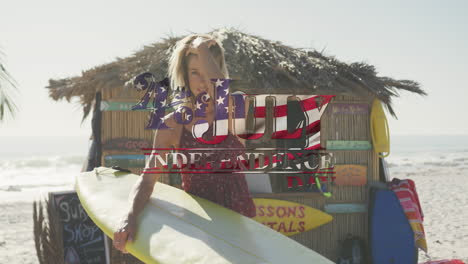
[46,28,425,120]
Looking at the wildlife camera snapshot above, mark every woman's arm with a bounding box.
[126,120,181,217]
[113,113,182,253]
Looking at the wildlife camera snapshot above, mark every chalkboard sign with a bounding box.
[50,191,110,264]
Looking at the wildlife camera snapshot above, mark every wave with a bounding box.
[0,154,84,194]
[423,161,462,167]
[0,183,73,192]
[0,155,86,170]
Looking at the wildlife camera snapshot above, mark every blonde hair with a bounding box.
[168,34,229,93]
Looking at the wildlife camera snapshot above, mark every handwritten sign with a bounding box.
[103,155,147,168]
[100,101,147,111]
[326,140,372,150]
[102,138,152,152]
[50,191,109,264]
[334,165,367,186]
[252,198,332,236]
[330,103,369,115]
[324,203,367,214]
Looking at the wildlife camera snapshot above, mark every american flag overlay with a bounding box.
[132,74,335,176]
[189,79,334,150]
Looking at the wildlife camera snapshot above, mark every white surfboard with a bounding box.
[76,167,333,264]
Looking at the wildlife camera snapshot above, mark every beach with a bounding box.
[0,136,86,263]
[387,150,468,262]
[0,135,467,263]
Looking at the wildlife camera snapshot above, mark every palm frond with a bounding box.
[0,53,19,121]
[33,198,64,264]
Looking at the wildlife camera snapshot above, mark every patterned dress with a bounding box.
[178,125,257,218]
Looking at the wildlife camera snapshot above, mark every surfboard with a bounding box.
[252,199,332,236]
[369,187,417,264]
[76,167,334,264]
[370,99,390,157]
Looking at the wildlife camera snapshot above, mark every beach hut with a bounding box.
[46,28,425,262]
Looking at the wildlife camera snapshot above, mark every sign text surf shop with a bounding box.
[132,74,337,192]
[46,28,426,262]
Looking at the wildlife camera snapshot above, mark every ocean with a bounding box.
[0,136,89,203]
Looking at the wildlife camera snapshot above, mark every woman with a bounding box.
[113,34,256,254]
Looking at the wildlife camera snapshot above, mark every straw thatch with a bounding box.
[46,28,425,121]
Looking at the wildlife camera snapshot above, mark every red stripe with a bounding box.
[236,133,265,140]
[254,96,315,118]
[193,135,228,145]
[305,144,322,150]
[142,170,336,174]
[142,148,198,151]
[236,120,321,141]
[271,120,320,139]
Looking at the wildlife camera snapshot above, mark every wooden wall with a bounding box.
[253,94,379,261]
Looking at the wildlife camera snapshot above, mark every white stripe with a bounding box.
[232,102,330,135]
[192,122,209,138]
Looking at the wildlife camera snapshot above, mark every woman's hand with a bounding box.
[185,36,216,56]
[113,213,137,254]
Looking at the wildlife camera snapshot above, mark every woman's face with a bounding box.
[187,54,210,98]
[186,54,222,99]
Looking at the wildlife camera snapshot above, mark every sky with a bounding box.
[0,0,467,141]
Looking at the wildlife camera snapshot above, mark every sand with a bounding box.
[395,169,468,262]
[1,167,467,263]
[0,202,38,264]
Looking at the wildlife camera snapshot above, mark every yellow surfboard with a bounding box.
[76,167,334,264]
[252,199,332,236]
[370,99,390,157]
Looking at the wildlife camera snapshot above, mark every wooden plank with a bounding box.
[100,101,146,111]
[326,140,372,150]
[283,150,373,202]
[334,165,367,186]
[330,103,368,115]
[102,138,152,152]
[100,100,175,111]
[103,154,146,168]
[324,203,367,214]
